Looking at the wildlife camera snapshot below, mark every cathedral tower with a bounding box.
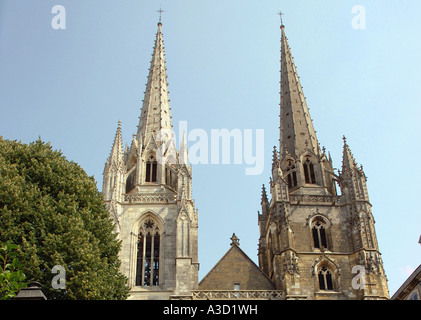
[103,21,198,300]
[257,20,389,300]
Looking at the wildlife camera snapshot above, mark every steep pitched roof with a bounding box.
[199,240,274,291]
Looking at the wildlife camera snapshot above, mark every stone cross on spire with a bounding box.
[277,10,284,26]
[157,5,165,23]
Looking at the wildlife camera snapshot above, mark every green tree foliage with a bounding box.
[0,137,129,299]
[0,241,27,300]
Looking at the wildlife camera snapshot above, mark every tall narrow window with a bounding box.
[145,156,157,183]
[152,160,157,182]
[144,233,152,286]
[135,234,144,286]
[292,171,297,187]
[318,266,333,290]
[303,157,316,184]
[146,162,151,182]
[312,226,320,248]
[312,220,328,249]
[287,174,292,189]
[153,233,160,286]
[136,219,160,287]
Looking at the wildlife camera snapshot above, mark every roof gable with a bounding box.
[199,244,275,291]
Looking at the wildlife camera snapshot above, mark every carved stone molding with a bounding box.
[191,290,284,300]
[289,194,342,205]
[283,251,300,275]
[124,193,176,203]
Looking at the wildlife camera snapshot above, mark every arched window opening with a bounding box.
[145,156,157,183]
[285,160,297,189]
[136,219,160,287]
[303,157,316,184]
[312,220,328,249]
[318,266,333,290]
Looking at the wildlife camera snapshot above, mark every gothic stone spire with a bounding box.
[103,19,199,299]
[341,135,358,173]
[103,120,125,202]
[136,22,173,147]
[257,17,388,300]
[261,184,269,205]
[279,24,319,159]
[106,120,124,168]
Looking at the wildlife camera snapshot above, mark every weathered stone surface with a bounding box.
[199,242,275,291]
[102,21,198,300]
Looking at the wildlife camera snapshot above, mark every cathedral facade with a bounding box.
[256,23,389,300]
[102,22,198,300]
[102,19,389,300]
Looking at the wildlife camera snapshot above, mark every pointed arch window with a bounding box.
[312,219,328,249]
[145,156,157,183]
[318,266,334,290]
[303,157,316,184]
[136,219,160,286]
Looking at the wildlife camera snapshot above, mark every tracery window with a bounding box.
[318,266,334,290]
[312,219,328,249]
[303,157,316,184]
[136,219,160,286]
[145,156,157,183]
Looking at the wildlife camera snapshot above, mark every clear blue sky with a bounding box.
[1,0,420,297]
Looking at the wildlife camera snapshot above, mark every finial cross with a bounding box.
[277,10,284,25]
[230,233,240,246]
[157,5,165,23]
